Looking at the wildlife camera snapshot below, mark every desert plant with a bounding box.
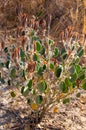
[0,25,86,129]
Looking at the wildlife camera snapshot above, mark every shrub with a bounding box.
[0,27,86,129]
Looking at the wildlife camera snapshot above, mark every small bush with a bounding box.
[0,25,86,129]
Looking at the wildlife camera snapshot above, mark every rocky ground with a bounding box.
[0,80,86,130]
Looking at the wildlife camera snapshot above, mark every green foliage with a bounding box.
[60,81,69,93]
[39,46,45,55]
[36,95,43,104]
[65,78,72,87]
[53,47,59,57]
[37,67,44,75]
[38,80,47,93]
[43,64,46,70]
[0,24,86,124]
[5,61,10,69]
[27,79,32,91]
[8,79,11,86]
[50,62,54,70]
[20,48,25,61]
[21,86,25,94]
[37,64,46,76]
[76,92,81,98]
[63,98,70,104]
[21,79,32,96]
[70,72,77,83]
[36,10,43,17]
[77,47,84,57]
[11,68,16,78]
[55,65,63,78]
[22,87,30,97]
[75,65,81,74]
[33,53,39,62]
[82,82,86,90]
[48,39,54,45]
[61,47,67,60]
[10,91,16,97]
[4,47,8,53]
[0,62,4,67]
[36,41,42,52]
